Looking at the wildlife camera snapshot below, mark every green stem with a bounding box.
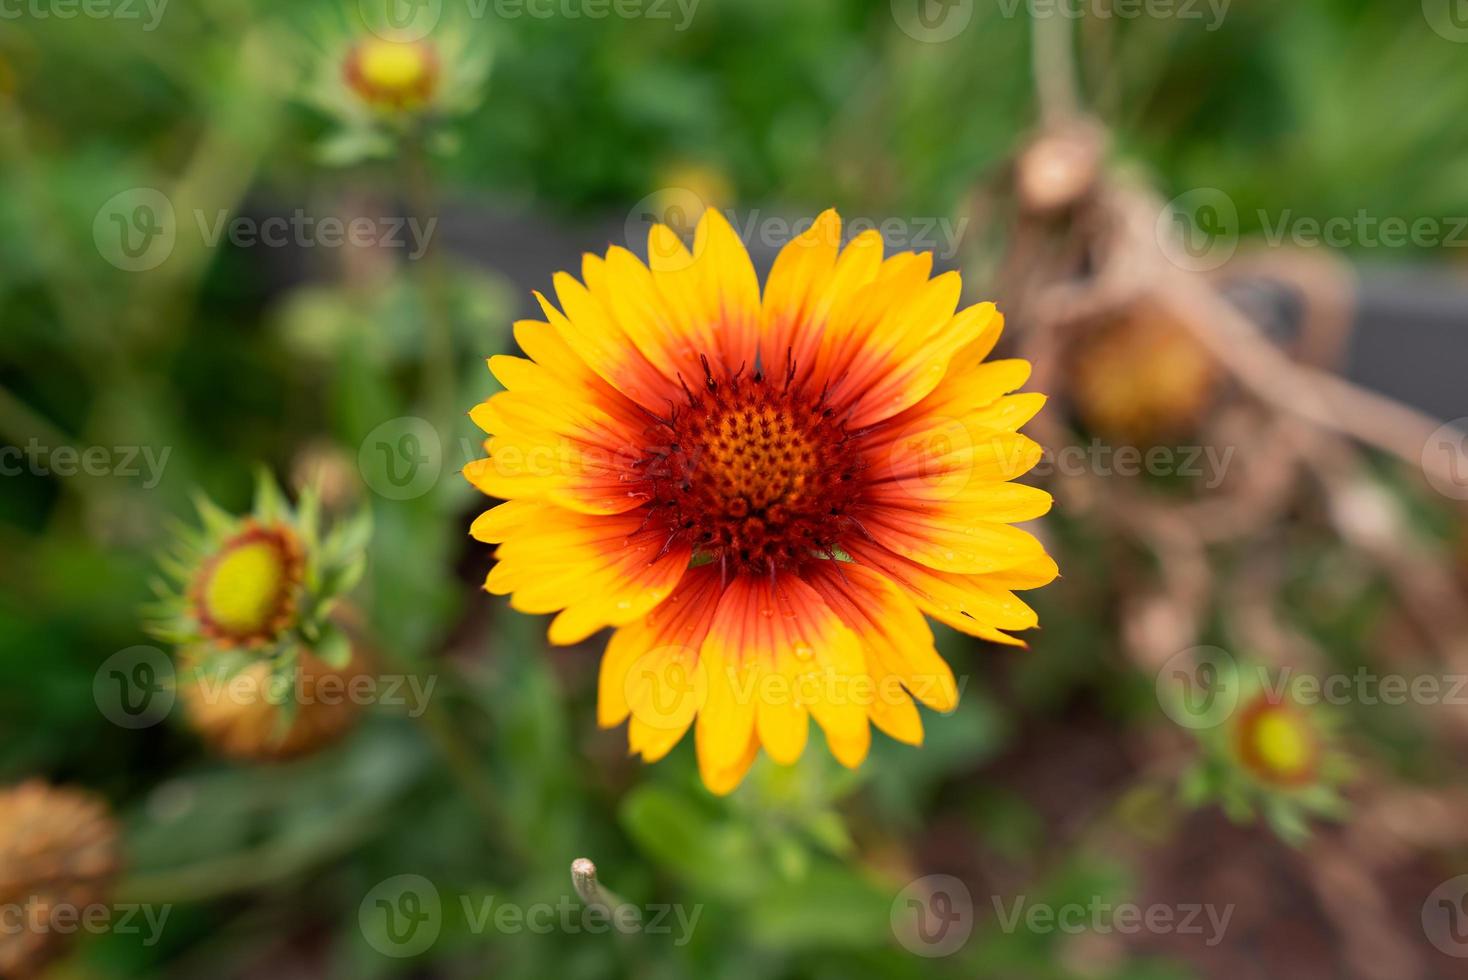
[114,808,382,906]
[0,384,71,450]
[401,130,459,434]
[375,647,528,870]
[0,102,115,374]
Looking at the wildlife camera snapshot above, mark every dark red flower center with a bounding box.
[641,358,863,574]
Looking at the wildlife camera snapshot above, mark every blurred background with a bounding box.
[4,0,1468,977]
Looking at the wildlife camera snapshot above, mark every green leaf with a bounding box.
[322,508,374,572]
[253,467,289,523]
[314,624,353,670]
[191,491,237,539]
[321,554,367,603]
[1263,798,1312,845]
[1178,762,1215,807]
[296,484,322,556]
[802,809,853,856]
[619,784,762,900]
[745,865,892,951]
[316,127,395,167]
[771,833,809,882]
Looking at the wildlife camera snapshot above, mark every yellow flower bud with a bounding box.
[343,38,440,111]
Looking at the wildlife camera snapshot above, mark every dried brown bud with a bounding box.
[1067,303,1221,446]
[177,640,370,762]
[0,781,120,977]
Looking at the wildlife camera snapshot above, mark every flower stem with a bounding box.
[401,129,458,435]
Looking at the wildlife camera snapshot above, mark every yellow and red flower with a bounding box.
[1231,694,1321,789]
[300,14,491,165]
[189,522,305,649]
[343,37,441,111]
[147,471,370,665]
[466,209,1057,793]
[147,472,373,758]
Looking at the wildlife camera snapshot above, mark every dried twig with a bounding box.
[570,857,640,934]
